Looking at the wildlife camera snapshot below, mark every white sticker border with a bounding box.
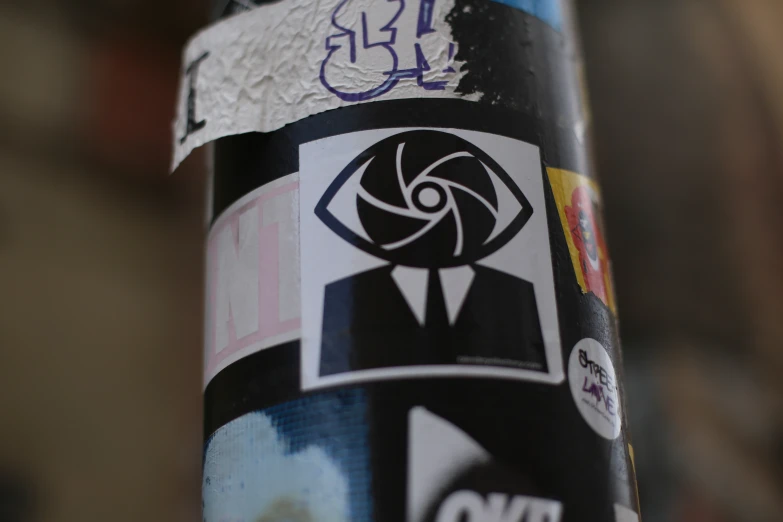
[298,127,565,391]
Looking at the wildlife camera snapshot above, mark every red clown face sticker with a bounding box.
[547,168,617,314]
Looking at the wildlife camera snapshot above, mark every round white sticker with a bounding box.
[568,338,622,439]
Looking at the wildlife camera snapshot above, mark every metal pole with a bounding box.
[180,1,640,520]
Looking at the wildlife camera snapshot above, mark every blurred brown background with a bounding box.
[0,0,781,521]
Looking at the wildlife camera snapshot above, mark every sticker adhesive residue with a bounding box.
[173,0,478,171]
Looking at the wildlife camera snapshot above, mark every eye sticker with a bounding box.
[299,128,563,390]
[316,130,533,269]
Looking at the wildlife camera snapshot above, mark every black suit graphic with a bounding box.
[320,264,547,376]
[315,130,550,379]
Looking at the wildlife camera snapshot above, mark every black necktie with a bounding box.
[425,269,450,328]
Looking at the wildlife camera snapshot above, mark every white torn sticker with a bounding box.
[173,0,479,171]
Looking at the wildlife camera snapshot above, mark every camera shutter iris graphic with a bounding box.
[318,131,532,268]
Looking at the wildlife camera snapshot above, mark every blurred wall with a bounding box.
[0,1,781,522]
[580,1,783,521]
[0,2,207,522]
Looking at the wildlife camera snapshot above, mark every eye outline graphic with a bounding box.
[315,131,534,268]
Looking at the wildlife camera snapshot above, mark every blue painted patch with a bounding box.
[490,0,562,31]
[266,389,373,522]
[203,389,373,522]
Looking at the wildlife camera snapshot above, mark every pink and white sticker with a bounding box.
[204,174,301,388]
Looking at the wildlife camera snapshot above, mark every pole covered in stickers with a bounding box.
[184,0,642,521]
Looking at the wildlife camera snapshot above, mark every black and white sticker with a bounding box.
[568,338,622,439]
[408,407,563,522]
[299,128,562,390]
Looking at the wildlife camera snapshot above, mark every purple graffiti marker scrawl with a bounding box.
[443,42,456,73]
[320,0,405,101]
[414,43,447,90]
[320,0,457,101]
[416,0,436,37]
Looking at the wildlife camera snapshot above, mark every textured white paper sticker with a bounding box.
[299,127,563,390]
[173,0,478,171]
[568,338,622,439]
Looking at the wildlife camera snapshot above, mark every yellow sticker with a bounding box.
[628,443,642,517]
[547,168,617,314]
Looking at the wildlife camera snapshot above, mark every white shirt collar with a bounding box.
[391,266,475,325]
